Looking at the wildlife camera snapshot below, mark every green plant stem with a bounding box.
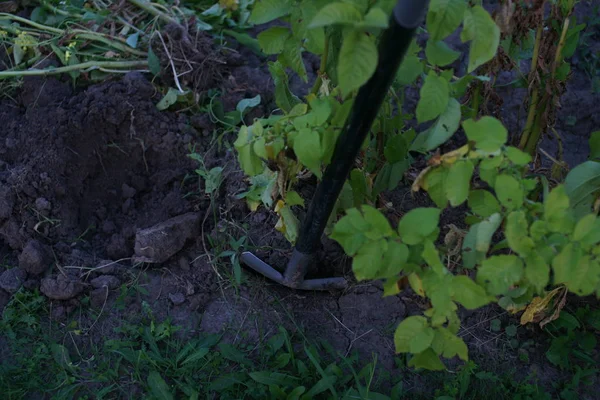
[0,13,146,57]
[523,98,545,155]
[310,34,330,96]
[471,81,481,119]
[518,25,543,151]
[0,13,63,34]
[128,0,180,25]
[0,60,148,79]
[76,33,147,57]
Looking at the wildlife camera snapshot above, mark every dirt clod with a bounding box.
[95,260,120,275]
[90,275,121,290]
[40,275,85,300]
[18,239,51,275]
[169,292,186,305]
[0,268,27,293]
[0,186,15,220]
[90,288,108,309]
[133,212,201,264]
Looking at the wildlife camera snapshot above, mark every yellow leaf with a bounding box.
[412,166,432,192]
[520,287,563,325]
[440,144,470,166]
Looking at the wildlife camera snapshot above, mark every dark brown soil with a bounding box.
[0,3,599,398]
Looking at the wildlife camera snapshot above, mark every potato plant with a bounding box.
[234,0,600,370]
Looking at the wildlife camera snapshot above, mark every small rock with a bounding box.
[0,268,27,293]
[90,288,109,309]
[122,198,134,214]
[121,183,136,199]
[40,275,84,300]
[90,275,121,290]
[19,239,51,275]
[169,292,186,305]
[34,197,51,211]
[133,213,201,264]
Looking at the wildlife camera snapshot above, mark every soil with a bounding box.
[1,2,599,398]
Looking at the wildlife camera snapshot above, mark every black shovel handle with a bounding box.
[295,0,429,255]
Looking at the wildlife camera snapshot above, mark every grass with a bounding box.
[1,282,598,399]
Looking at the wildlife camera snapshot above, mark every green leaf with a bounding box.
[380,241,409,278]
[257,27,290,54]
[126,32,139,48]
[445,160,474,206]
[462,213,502,268]
[293,128,322,175]
[398,208,441,245]
[524,251,549,292]
[564,161,600,217]
[219,343,252,365]
[268,61,301,113]
[353,239,387,280]
[234,125,264,176]
[350,169,369,206]
[589,131,600,160]
[396,55,423,86]
[249,371,300,387]
[468,190,500,217]
[477,255,524,296]
[407,348,445,370]
[460,5,500,72]
[427,0,467,41]
[416,71,450,123]
[358,7,388,28]
[279,36,307,82]
[331,206,392,255]
[148,47,161,76]
[236,95,261,114]
[147,371,174,400]
[309,2,363,28]
[451,276,492,309]
[384,134,408,163]
[250,0,293,24]
[410,98,461,152]
[545,185,570,219]
[156,88,180,110]
[505,211,535,257]
[505,147,532,166]
[338,30,378,96]
[462,117,507,153]
[431,327,468,361]
[422,240,445,276]
[394,316,435,354]
[425,40,460,66]
[373,161,409,194]
[494,175,524,210]
[423,167,449,208]
[285,191,305,207]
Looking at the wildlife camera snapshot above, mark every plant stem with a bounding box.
[0,13,63,34]
[0,60,148,79]
[471,81,481,119]
[310,34,330,96]
[0,13,146,56]
[128,0,180,25]
[518,24,544,151]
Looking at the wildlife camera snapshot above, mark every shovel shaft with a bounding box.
[295,0,428,255]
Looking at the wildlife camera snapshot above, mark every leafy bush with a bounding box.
[235,0,600,370]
